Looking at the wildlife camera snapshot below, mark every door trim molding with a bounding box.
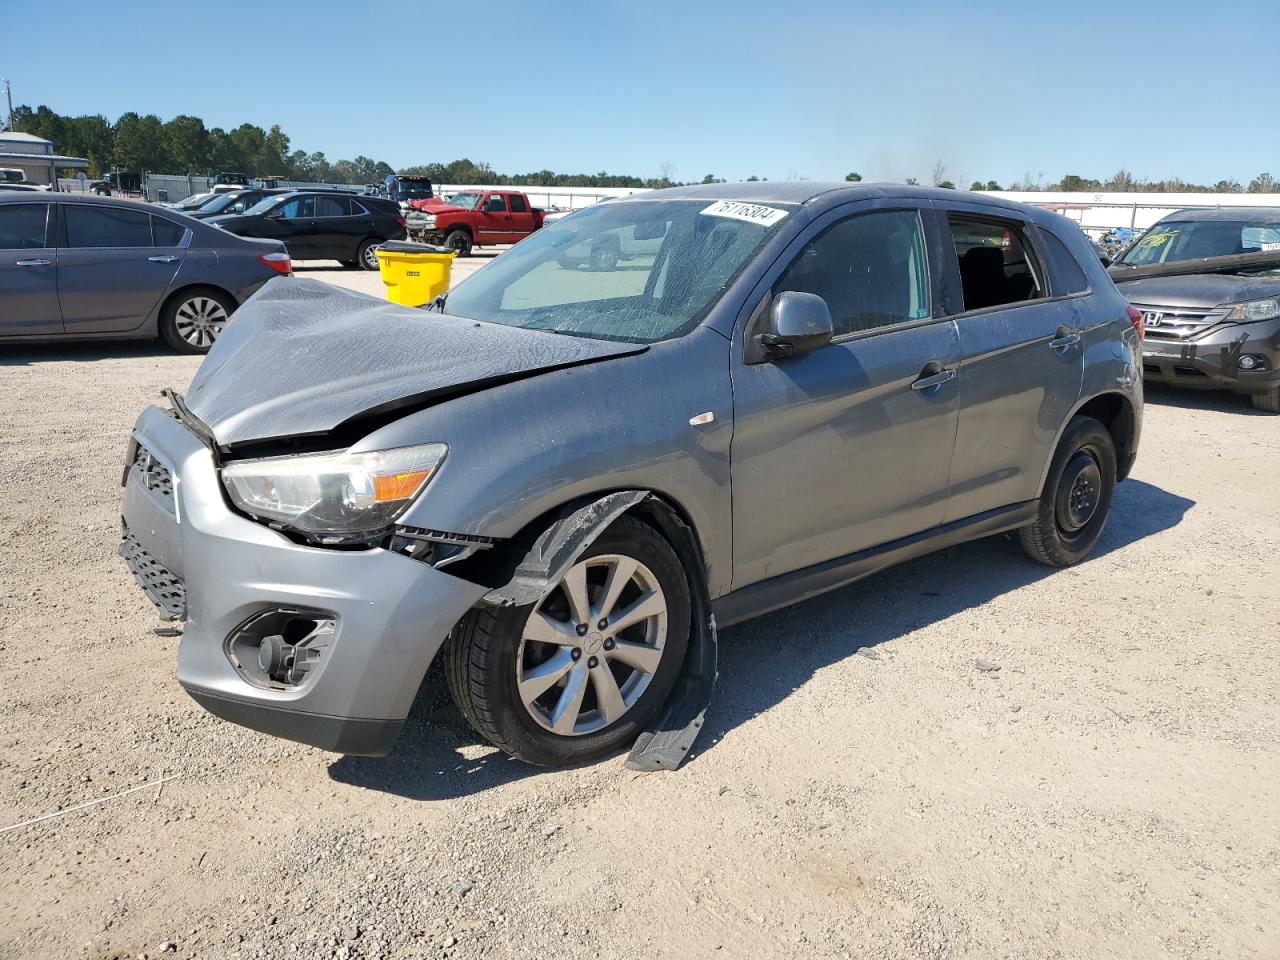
[712,500,1037,627]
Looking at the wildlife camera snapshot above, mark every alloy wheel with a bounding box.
[174,296,229,349]
[362,243,381,269]
[516,554,668,736]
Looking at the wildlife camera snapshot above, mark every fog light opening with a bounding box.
[225,608,336,690]
[1238,354,1266,371]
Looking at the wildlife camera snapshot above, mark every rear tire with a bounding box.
[444,515,690,767]
[1019,416,1116,567]
[444,228,473,257]
[356,239,382,271]
[1250,385,1280,413]
[159,286,235,354]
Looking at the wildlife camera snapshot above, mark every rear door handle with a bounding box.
[1050,325,1082,350]
[148,255,179,264]
[911,366,958,391]
[16,258,51,266]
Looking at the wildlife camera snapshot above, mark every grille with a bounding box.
[118,526,186,621]
[131,443,175,512]
[1132,303,1217,340]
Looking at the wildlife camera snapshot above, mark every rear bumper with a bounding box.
[119,404,488,755]
[1142,317,1280,394]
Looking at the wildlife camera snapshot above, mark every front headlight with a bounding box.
[1223,298,1280,322]
[222,443,447,541]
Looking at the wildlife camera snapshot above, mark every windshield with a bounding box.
[1120,218,1280,265]
[243,194,290,216]
[445,192,482,211]
[177,192,214,209]
[443,198,787,344]
[396,179,432,198]
[200,192,246,214]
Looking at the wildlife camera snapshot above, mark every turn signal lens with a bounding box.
[373,471,431,502]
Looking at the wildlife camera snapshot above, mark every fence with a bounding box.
[141,174,369,203]
[987,191,1280,237]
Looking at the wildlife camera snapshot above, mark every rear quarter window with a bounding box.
[1036,228,1091,296]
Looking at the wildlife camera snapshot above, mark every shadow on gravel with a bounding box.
[1142,382,1275,416]
[0,341,177,366]
[697,477,1194,763]
[327,670,547,800]
[335,479,1193,795]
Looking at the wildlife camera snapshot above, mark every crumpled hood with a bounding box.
[408,197,462,214]
[184,278,645,447]
[1113,272,1280,308]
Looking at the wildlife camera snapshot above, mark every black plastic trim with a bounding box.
[184,687,403,756]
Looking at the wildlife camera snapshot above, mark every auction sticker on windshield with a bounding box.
[700,200,789,227]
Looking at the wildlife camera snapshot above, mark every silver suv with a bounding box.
[119,183,1143,768]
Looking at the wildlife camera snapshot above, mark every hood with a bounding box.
[409,197,461,213]
[1112,272,1280,309]
[204,213,250,227]
[183,278,646,448]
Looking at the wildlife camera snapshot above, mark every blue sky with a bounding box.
[4,0,1277,185]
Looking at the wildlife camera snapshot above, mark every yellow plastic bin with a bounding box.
[374,241,456,307]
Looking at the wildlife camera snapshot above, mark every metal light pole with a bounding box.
[3,79,13,131]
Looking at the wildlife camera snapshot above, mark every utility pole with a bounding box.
[3,79,13,132]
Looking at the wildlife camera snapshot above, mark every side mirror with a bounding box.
[758,291,834,360]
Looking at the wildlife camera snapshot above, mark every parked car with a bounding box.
[405,189,545,254]
[161,191,218,212]
[0,192,290,353]
[1109,207,1280,411]
[0,167,26,184]
[90,171,142,196]
[207,191,406,270]
[212,172,249,187]
[186,187,288,220]
[119,182,1142,768]
[0,182,49,192]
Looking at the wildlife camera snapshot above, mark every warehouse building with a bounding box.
[0,130,89,186]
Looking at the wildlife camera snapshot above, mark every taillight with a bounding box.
[1126,305,1144,340]
[258,251,292,276]
[397,216,407,228]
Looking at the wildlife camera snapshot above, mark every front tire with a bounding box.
[159,287,235,354]
[445,515,691,767]
[1250,385,1280,413]
[444,228,473,257]
[1019,416,1116,567]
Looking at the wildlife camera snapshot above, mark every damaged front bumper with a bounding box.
[1141,317,1280,394]
[119,404,487,755]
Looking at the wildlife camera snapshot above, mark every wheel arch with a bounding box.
[156,281,238,331]
[1038,391,1139,493]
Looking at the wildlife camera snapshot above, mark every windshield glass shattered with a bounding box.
[443,198,787,343]
[444,192,482,210]
[1120,218,1280,266]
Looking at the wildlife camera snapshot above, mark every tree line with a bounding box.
[8,105,1275,193]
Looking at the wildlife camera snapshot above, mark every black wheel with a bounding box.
[1019,416,1116,567]
[1251,385,1280,413]
[445,515,691,767]
[356,239,383,271]
[444,228,473,257]
[159,286,236,354]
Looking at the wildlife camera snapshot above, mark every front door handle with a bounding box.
[1050,325,1082,350]
[148,255,179,264]
[911,364,958,392]
[16,258,51,266]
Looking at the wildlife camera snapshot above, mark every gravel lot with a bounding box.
[2,263,1278,960]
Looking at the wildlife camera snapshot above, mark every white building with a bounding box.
[0,130,89,186]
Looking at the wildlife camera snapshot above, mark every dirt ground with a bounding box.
[2,267,1278,960]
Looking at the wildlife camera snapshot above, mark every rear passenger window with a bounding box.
[774,210,931,336]
[0,203,49,249]
[948,217,1044,311]
[151,216,185,247]
[314,196,349,217]
[65,205,153,248]
[1037,228,1090,296]
[485,194,507,212]
[510,194,528,213]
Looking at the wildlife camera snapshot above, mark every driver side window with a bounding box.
[774,209,931,337]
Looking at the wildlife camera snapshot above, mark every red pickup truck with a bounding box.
[405,189,545,255]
